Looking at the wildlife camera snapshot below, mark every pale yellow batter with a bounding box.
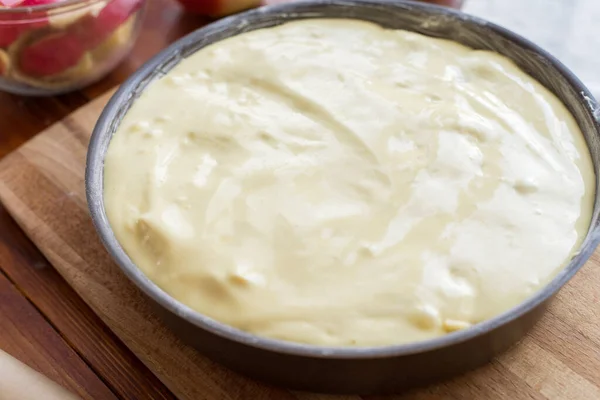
[104,19,595,346]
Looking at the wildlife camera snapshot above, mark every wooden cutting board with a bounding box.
[0,91,599,400]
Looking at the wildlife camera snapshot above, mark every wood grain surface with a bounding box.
[0,273,116,399]
[0,89,599,400]
[0,206,176,400]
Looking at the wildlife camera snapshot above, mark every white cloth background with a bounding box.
[465,0,600,99]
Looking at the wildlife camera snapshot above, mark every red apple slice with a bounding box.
[0,10,49,48]
[0,0,24,6]
[70,0,142,50]
[16,31,86,77]
[10,51,93,89]
[0,25,23,48]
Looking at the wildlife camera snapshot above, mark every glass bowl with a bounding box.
[0,0,146,96]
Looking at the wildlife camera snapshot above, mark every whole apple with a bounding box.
[175,0,262,17]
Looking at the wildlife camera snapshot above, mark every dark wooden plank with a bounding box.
[0,271,117,400]
[0,206,177,400]
[0,94,88,158]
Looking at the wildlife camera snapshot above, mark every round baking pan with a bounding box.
[86,0,600,394]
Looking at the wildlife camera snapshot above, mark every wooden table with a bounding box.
[0,1,203,398]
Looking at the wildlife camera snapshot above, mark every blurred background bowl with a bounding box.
[0,0,146,96]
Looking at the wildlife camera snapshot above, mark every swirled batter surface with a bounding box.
[104,19,594,346]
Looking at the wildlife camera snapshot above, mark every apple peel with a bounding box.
[0,15,49,48]
[16,31,86,77]
[0,0,57,47]
[10,51,93,88]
